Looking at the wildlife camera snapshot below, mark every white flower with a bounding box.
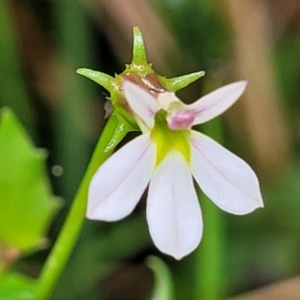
[87,80,264,260]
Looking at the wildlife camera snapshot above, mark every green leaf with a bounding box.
[104,119,132,152]
[158,71,205,92]
[0,108,60,253]
[147,256,173,300]
[0,272,35,300]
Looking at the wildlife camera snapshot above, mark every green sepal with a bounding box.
[131,27,152,68]
[158,70,205,92]
[76,68,115,92]
[0,108,60,254]
[104,115,133,152]
[76,68,138,148]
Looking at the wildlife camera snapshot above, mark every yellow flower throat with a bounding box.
[150,110,191,166]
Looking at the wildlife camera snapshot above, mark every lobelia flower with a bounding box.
[87,80,264,260]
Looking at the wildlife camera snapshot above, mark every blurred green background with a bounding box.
[1,0,300,299]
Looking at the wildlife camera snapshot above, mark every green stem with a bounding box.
[35,116,118,300]
[195,118,225,300]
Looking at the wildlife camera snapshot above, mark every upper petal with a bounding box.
[123,81,160,130]
[87,134,155,221]
[187,81,247,125]
[190,131,263,214]
[147,150,203,260]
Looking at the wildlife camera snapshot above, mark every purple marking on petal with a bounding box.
[168,111,195,130]
[147,107,155,117]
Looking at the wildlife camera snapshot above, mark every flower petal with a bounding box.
[188,81,247,125]
[190,131,264,214]
[147,150,203,260]
[123,81,160,130]
[87,135,155,221]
